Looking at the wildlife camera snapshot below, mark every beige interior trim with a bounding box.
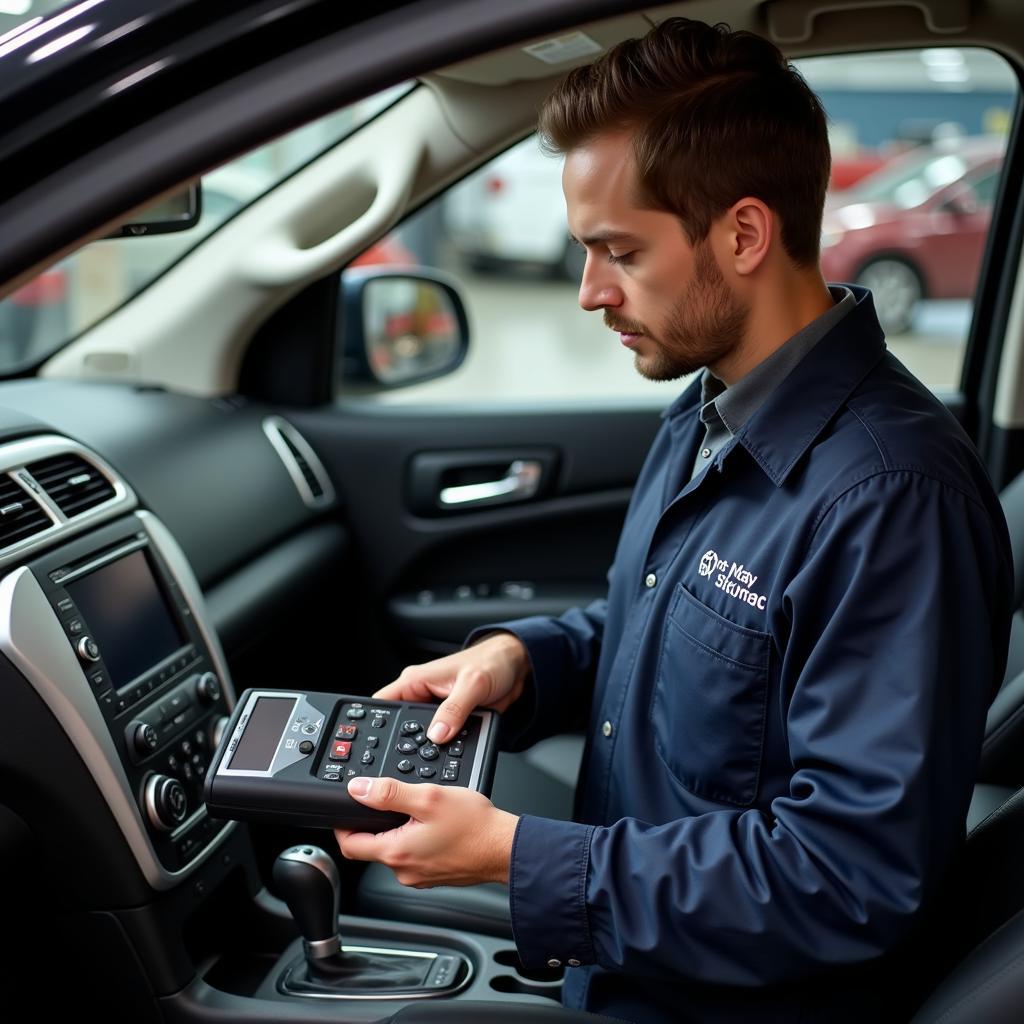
[38,0,1024,401]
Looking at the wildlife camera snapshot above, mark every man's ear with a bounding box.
[724,198,772,276]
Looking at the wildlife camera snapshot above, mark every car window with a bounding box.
[0,80,413,373]
[0,0,66,38]
[346,47,1017,405]
[970,169,1002,205]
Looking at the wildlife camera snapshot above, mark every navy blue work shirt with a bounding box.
[470,286,1014,1023]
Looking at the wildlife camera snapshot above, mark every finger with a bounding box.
[371,680,410,701]
[347,776,436,818]
[373,662,456,702]
[426,666,490,744]
[335,829,383,862]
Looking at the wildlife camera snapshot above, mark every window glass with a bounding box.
[346,47,1017,406]
[0,81,413,373]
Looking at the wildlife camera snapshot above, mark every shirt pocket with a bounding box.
[651,583,771,807]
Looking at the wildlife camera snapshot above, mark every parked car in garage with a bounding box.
[820,136,1007,334]
[0,2,1023,1022]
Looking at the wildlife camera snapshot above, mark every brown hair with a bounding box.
[538,18,831,266]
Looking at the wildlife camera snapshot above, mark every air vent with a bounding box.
[26,454,117,518]
[280,432,324,499]
[262,417,335,509]
[0,475,51,547]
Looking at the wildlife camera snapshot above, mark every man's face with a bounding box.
[562,131,748,381]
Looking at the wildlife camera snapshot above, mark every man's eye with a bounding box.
[607,252,634,265]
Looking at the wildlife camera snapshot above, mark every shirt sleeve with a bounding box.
[465,596,608,751]
[509,470,1013,984]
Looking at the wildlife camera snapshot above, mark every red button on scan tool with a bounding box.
[332,741,352,760]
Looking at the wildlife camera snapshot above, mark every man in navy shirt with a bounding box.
[335,18,1014,1022]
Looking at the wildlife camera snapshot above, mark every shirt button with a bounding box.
[702,447,712,458]
[568,958,581,967]
[644,573,657,588]
[547,958,562,968]
[602,720,613,738]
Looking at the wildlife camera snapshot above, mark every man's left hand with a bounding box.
[334,777,519,888]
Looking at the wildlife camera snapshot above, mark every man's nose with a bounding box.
[578,255,623,312]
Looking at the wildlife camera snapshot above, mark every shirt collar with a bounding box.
[713,285,855,434]
[662,285,887,486]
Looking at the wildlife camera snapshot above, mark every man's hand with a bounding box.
[334,777,518,887]
[372,632,529,745]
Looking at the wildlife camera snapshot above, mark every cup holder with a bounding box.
[490,949,563,1001]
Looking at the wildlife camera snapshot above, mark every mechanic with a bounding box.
[334,18,1014,1023]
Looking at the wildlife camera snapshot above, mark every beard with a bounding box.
[605,239,749,382]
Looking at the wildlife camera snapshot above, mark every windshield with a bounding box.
[0,80,412,374]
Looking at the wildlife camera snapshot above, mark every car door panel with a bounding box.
[289,405,659,676]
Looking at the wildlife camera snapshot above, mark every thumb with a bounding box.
[347,776,418,813]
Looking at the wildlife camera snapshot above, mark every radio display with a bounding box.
[66,549,184,689]
[228,697,295,771]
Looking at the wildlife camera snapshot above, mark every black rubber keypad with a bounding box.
[318,701,481,789]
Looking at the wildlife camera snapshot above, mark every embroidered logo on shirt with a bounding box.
[698,550,767,610]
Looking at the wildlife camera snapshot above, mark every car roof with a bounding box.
[2,0,1024,296]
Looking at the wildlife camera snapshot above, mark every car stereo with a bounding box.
[28,513,233,874]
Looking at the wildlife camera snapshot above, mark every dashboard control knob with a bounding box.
[212,715,230,749]
[132,721,159,756]
[195,672,221,705]
[144,774,188,832]
[76,636,101,664]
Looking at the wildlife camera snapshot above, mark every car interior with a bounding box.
[3,0,1024,1019]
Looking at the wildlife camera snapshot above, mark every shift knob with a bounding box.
[273,845,341,961]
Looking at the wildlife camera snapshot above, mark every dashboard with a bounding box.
[0,377,346,911]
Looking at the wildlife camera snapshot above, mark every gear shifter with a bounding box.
[272,845,465,997]
[272,845,343,965]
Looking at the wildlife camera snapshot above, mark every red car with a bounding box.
[820,137,1005,334]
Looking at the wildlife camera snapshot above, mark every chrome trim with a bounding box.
[466,709,494,792]
[55,536,146,584]
[212,714,229,748]
[136,511,237,711]
[144,774,187,832]
[279,945,472,1000]
[0,435,137,569]
[279,843,339,889]
[439,459,541,508]
[0,512,239,890]
[262,416,336,510]
[304,936,342,961]
[76,635,101,662]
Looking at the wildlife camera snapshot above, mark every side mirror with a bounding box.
[339,267,469,388]
[105,183,202,238]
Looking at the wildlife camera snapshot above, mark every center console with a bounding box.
[29,513,233,875]
[0,504,236,890]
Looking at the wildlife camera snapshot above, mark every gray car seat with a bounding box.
[911,785,1024,1021]
[976,469,1024,792]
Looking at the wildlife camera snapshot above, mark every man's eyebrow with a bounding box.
[568,230,638,246]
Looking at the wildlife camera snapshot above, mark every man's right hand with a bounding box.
[372,632,529,745]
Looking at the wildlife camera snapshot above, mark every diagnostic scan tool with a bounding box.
[203,689,500,831]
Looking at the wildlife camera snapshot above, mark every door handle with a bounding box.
[438,459,542,508]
